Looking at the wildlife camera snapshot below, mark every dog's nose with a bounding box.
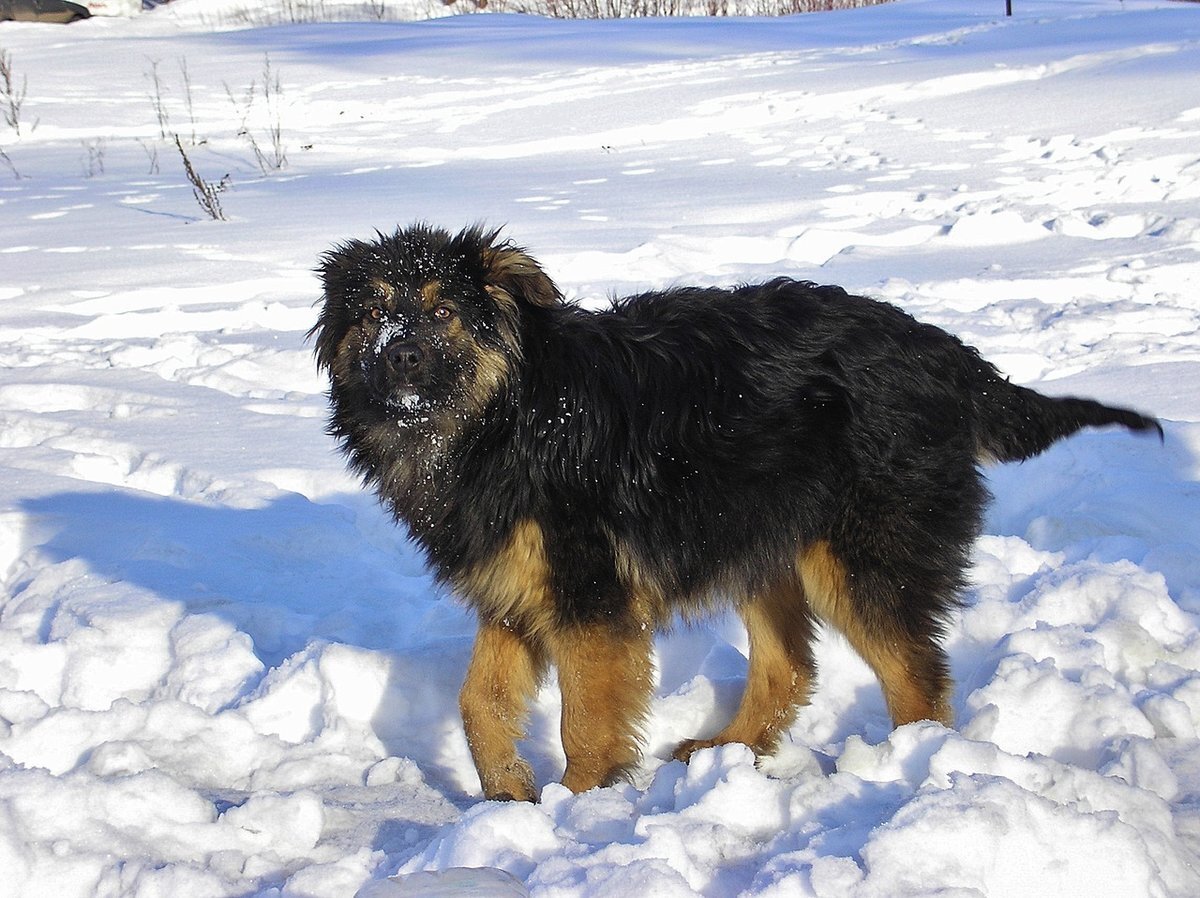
[384,340,423,374]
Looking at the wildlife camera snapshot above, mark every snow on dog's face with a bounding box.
[312,223,561,433]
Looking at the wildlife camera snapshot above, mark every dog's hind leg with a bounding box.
[798,541,953,727]
[673,581,817,762]
[549,621,654,793]
[460,620,546,802]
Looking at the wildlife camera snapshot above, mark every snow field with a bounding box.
[1,1,1199,895]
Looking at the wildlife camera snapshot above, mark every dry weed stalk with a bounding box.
[174,134,229,221]
[1,49,28,135]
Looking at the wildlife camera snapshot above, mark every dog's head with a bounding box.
[312,223,561,429]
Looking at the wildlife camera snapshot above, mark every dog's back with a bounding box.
[598,277,1160,468]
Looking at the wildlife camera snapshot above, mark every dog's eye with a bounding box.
[433,306,455,321]
[367,306,384,321]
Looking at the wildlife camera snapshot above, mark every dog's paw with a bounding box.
[671,737,720,763]
[481,759,537,803]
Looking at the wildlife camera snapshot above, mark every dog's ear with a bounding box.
[309,240,367,372]
[481,239,562,309]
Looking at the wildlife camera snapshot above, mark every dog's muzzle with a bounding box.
[368,337,438,419]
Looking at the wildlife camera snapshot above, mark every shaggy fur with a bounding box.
[312,223,1161,801]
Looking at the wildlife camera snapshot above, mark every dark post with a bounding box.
[1006,0,1012,14]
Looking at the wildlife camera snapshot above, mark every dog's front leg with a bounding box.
[550,622,654,793]
[459,620,546,802]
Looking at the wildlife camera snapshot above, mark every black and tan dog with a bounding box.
[311,223,1160,801]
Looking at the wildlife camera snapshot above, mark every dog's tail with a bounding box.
[972,369,1162,464]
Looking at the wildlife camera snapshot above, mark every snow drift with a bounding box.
[0,1,1198,895]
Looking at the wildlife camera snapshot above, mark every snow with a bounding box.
[1,0,1199,895]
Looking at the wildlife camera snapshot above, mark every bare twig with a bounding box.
[137,138,160,175]
[146,58,171,140]
[178,56,197,146]
[174,134,229,221]
[225,54,287,174]
[1,49,28,135]
[82,139,105,178]
[0,146,21,179]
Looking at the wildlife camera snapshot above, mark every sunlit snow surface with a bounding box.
[1,1,1199,895]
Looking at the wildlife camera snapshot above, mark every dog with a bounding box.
[311,223,1161,801]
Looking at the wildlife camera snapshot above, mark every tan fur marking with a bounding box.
[875,653,951,726]
[798,542,951,726]
[331,327,364,387]
[483,283,518,314]
[369,278,395,303]
[456,519,557,639]
[465,345,511,415]
[611,541,670,626]
[796,541,854,627]
[549,621,654,793]
[674,580,816,761]
[419,280,442,312]
[481,285,526,363]
[459,621,546,801]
